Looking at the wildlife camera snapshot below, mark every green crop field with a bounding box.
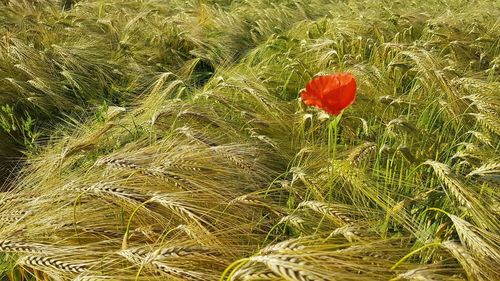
[0,0,499,280]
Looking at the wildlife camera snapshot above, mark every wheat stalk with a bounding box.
[18,255,89,274]
[424,160,473,208]
[250,255,327,281]
[448,215,500,262]
[441,241,492,281]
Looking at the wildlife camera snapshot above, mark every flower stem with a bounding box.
[329,112,343,160]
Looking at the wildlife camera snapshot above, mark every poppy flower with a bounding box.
[300,73,356,115]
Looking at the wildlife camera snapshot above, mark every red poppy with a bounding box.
[300,73,356,115]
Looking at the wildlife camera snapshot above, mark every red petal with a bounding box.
[305,76,325,98]
[320,75,341,97]
[301,73,356,115]
[336,75,356,110]
[300,91,322,107]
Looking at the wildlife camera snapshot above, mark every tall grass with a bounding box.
[0,0,499,280]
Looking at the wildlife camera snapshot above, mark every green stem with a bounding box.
[122,199,152,250]
[329,112,343,161]
[333,122,338,160]
[391,241,441,270]
[219,258,250,281]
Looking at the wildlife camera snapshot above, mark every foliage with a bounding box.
[0,0,499,280]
